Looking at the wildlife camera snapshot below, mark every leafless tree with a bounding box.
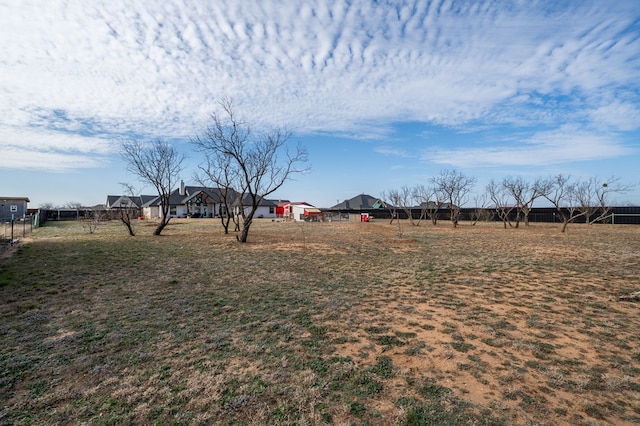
[194,154,240,234]
[398,185,419,226]
[470,193,491,225]
[81,209,103,234]
[486,179,516,229]
[431,169,476,228]
[121,139,185,236]
[64,201,84,209]
[381,189,403,237]
[192,98,309,243]
[536,174,584,233]
[572,176,630,224]
[117,183,139,236]
[502,177,543,227]
[412,184,437,225]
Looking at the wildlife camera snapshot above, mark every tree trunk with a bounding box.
[120,213,136,236]
[561,220,568,233]
[154,220,169,236]
[124,221,135,236]
[220,215,230,234]
[237,215,254,243]
[238,222,251,242]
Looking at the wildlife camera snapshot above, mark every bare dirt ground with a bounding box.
[256,220,640,424]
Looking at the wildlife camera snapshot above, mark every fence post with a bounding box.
[11,218,14,245]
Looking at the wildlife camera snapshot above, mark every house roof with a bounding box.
[280,201,314,208]
[106,195,156,208]
[0,197,30,203]
[331,194,386,210]
[156,186,226,205]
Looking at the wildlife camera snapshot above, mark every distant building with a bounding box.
[331,194,387,210]
[109,181,282,219]
[276,201,321,221]
[0,197,30,221]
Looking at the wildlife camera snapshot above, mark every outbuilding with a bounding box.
[1,197,30,221]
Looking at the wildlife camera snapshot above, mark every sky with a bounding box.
[1,0,639,208]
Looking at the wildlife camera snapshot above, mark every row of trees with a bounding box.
[384,172,631,232]
[121,98,309,242]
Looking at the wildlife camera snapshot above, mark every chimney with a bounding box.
[179,180,185,196]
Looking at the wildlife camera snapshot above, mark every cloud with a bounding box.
[421,125,636,168]
[588,101,640,132]
[0,0,638,169]
[374,145,411,158]
[0,123,114,171]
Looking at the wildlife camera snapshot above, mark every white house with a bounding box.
[277,201,321,222]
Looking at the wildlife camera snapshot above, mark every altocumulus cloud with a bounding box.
[0,0,638,170]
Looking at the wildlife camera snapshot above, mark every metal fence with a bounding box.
[1,215,36,249]
[321,206,640,225]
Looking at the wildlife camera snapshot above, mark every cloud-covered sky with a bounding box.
[1,0,639,207]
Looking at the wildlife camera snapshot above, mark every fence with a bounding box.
[1,215,36,249]
[321,206,640,225]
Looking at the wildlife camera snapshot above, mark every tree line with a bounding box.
[383,172,631,233]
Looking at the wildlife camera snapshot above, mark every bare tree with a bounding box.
[64,201,84,209]
[572,176,630,224]
[412,184,438,225]
[470,193,491,225]
[381,189,403,237]
[399,185,419,226]
[194,154,240,234]
[502,177,543,227]
[486,179,516,229]
[536,174,585,233]
[81,209,103,234]
[121,139,185,236]
[431,169,476,228]
[117,183,139,236]
[192,99,309,243]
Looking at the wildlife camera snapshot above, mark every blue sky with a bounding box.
[1,0,639,208]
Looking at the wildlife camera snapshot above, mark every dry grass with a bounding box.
[1,218,639,425]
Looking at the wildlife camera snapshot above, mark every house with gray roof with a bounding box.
[331,194,387,210]
[137,181,279,219]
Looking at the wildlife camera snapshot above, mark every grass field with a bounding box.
[1,218,639,425]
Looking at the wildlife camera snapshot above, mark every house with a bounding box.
[150,181,234,219]
[106,195,158,218]
[326,194,387,221]
[142,181,281,219]
[0,197,30,221]
[234,196,281,219]
[108,181,285,220]
[277,201,322,222]
[331,194,387,210]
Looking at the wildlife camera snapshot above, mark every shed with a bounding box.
[1,197,30,221]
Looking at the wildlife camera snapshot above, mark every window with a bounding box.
[269,206,274,214]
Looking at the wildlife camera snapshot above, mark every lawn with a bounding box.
[1,218,639,425]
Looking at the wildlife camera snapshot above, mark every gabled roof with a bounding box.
[331,194,387,210]
[140,195,158,207]
[148,186,239,206]
[106,195,154,208]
